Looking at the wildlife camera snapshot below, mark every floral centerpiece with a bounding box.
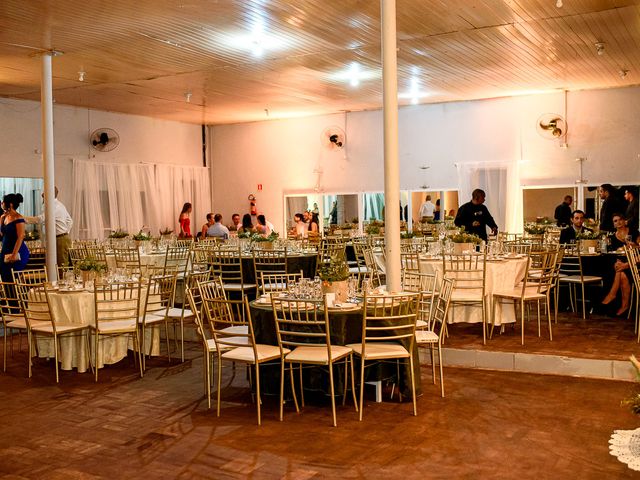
[238,231,251,239]
[576,229,602,254]
[132,230,152,241]
[76,257,108,285]
[318,251,350,302]
[109,228,129,239]
[576,230,602,240]
[365,220,383,235]
[251,231,279,248]
[401,231,415,239]
[524,223,547,235]
[447,230,482,254]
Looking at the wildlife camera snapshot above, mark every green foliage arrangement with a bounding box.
[365,220,383,235]
[401,232,415,239]
[447,230,483,244]
[238,231,251,239]
[318,251,350,283]
[109,228,129,239]
[576,230,602,240]
[251,231,279,242]
[76,257,107,272]
[132,230,152,241]
[25,230,40,241]
[524,223,547,235]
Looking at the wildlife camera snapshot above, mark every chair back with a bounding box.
[0,281,19,317]
[400,251,420,272]
[26,247,46,270]
[203,296,254,352]
[93,280,142,330]
[185,285,209,351]
[360,292,419,355]
[272,296,331,355]
[259,271,303,295]
[113,247,142,273]
[144,273,177,320]
[504,243,532,255]
[362,246,384,287]
[442,251,486,298]
[253,248,288,283]
[559,245,586,279]
[210,246,245,286]
[164,245,190,276]
[402,271,438,322]
[13,268,48,285]
[69,246,88,267]
[16,283,55,331]
[429,277,455,341]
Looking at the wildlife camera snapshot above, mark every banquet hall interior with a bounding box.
[2,0,640,478]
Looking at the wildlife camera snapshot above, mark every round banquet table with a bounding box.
[34,288,160,373]
[419,255,529,326]
[249,301,421,398]
[106,252,167,271]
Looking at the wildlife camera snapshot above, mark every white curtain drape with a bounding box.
[72,160,211,239]
[457,161,523,233]
[0,177,43,217]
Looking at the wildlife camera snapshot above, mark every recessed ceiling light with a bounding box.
[398,77,430,104]
[330,62,378,86]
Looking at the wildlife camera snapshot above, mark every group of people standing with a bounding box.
[177,202,276,240]
[290,211,319,238]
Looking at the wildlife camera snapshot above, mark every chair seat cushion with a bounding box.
[415,330,439,344]
[223,283,257,291]
[144,313,166,325]
[560,275,602,283]
[346,342,410,360]
[450,290,484,302]
[94,319,138,333]
[167,307,194,319]
[221,344,289,363]
[416,319,428,328]
[493,287,546,300]
[221,325,248,335]
[32,323,87,334]
[6,317,47,330]
[285,345,352,364]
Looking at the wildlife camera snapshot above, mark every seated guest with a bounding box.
[290,213,307,238]
[228,213,241,232]
[308,212,319,233]
[207,214,230,239]
[601,213,639,316]
[201,213,215,238]
[256,214,272,236]
[559,210,591,244]
[238,214,254,234]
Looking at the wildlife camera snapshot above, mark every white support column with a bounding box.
[41,52,58,278]
[381,0,401,292]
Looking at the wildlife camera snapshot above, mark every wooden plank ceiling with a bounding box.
[0,0,638,125]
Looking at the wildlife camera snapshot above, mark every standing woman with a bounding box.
[178,202,192,238]
[1,193,30,282]
[308,212,319,234]
[434,199,441,221]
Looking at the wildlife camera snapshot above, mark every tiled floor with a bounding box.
[1,325,639,479]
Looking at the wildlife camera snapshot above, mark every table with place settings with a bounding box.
[33,284,160,373]
[419,254,529,326]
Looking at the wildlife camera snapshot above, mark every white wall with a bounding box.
[0,98,203,208]
[211,86,640,232]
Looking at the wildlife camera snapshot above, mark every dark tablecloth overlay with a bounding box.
[249,303,422,399]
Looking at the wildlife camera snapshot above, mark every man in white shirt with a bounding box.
[27,186,73,266]
[206,214,230,239]
[291,213,307,238]
[419,195,436,221]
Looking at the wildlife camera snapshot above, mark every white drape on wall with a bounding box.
[72,160,211,239]
[457,161,523,233]
[0,177,43,217]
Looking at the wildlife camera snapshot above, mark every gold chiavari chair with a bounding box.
[415,277,454,397]
[259,272,302,295]
[91,280,143,381]
[202,296,282,425]
[164,245,190,278]
[624,246,640,340]
[271,295,357,426]
[402,271,439,329]
[113,247,142,274]
[16,282,90,382]
[253,248,288,294]
[141,273,177,368]
[68,246,88,268]
[558,243,602,319]
[346,292,420,421]
[442,251,488,344]
[13,268,48,285]
[1,281,28,371]
[84,245,108,270]
[210,245,256,299]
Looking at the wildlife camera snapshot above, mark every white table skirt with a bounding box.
[35,289,160,373]
[106,252,167,271]
[419,257,529,326]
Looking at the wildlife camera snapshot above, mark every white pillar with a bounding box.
[381,0,401,292]
[41,52,58,278]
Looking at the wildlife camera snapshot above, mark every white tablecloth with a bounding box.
[35,289,160,373]
[419,256,528,326]
[106,252,167,271]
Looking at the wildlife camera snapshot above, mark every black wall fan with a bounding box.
[90,128,120,152]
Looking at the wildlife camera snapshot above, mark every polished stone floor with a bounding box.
[1,326,639,479]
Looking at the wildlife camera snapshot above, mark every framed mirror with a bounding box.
[323,193,359,226]
[523,186,578,224]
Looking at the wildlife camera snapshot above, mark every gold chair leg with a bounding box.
[358,356,365,421]
[288,363,300,413]
[95,331,100,382]
[279,357,285,421]
[298,363,305,408]
[216,354,223,417]
[409,356,417,416]
[342,358,348,406]
[350,356,358,412]
[53,334,59,383]
[328,360,337,427]
[438,344,445,398]
[537,300,541,337]
[255,362,262,426]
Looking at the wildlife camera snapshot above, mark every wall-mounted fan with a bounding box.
[536,114,567,139]
[321,126,346,150]
[90,128,120,152]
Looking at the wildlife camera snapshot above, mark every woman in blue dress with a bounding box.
[1,193,30,282]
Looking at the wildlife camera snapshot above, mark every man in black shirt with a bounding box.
[454,189,498,241]
[559,210,592,244]
[625,186,639,232]
[554,195,572,227]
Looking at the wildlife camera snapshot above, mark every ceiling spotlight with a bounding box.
[184,92,192,103]
[595,42,605,56]
[555,0,563,7]
[619,69,629,79]
[78,71,85,82]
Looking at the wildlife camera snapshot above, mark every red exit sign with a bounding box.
[257,184,263,191]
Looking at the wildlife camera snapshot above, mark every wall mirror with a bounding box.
[523,186,577,223]
[0,177,44,219]
[323,194,359,225]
